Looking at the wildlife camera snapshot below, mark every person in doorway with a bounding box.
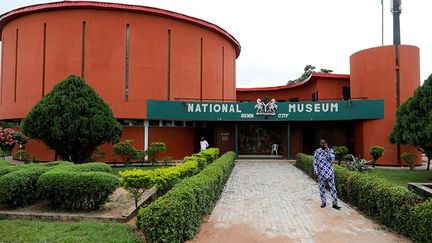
[313,139,341,210]
[271,143,278,155]
[200,137,209,151]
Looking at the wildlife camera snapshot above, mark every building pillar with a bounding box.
[144,120,149,160]
[287,122,291,159]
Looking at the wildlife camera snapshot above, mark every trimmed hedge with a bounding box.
[120,148,220,196]
[295,153,431,242]
[0,161,117,209]
[0,160,10,166]
[409,199,432,242]
[137,151,235,243]
[0,165,21,177]
[37,170,119,210]
[0,166,50,206]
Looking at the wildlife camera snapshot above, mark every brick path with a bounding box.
[191,160,410,243]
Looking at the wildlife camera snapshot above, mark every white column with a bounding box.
[144,120,149,160]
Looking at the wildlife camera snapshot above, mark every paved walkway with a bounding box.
[191,160,410,243]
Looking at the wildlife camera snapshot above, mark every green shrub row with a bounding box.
[120,148,220,199]
[37,170,119,210]
[295,153,432,242]
[136,151,235,243]
[0,161,117,209]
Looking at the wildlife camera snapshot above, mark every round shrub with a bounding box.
[37,170,119,210]
[74,162,112,173]
[0,166,50,206]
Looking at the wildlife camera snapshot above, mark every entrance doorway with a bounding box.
[239,122,286,155]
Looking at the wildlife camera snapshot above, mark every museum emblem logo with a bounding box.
[254,97,278,116]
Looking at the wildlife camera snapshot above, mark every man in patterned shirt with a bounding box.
[313,139,341,210]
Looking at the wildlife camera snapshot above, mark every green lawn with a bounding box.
[368,168,432,187]
[0,220,140,243]
[111,165,168,176]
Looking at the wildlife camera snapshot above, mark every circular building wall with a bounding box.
[0,1,240,120]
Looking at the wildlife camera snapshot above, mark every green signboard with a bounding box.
[147,99,384,121]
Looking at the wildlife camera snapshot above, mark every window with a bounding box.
[149,120,160,127]
[174,121,184,127]
[289,98,299,102]
[185,121,194,127]
[342,86,351,100]
[162,120,173,127]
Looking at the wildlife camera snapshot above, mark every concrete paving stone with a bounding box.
[191,160,410,243]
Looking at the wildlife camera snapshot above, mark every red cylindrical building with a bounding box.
[0,1,240,161]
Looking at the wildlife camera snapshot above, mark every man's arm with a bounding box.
[327,148,335,163]
[313,150,319,176]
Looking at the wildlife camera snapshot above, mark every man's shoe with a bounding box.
[332,204,341,210]
[320,203,326,208]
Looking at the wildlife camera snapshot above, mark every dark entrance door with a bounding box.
[239,122,286,155]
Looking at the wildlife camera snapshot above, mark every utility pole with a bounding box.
[390,0,402,165]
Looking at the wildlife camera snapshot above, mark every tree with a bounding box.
[113,140,138,164]
[389,74,432,171]
[22,75,122,163]
[401,152,416,171]
[333,146,349,165]
[145,142,166,165]
[369,146,384,167]
[287,65,333,85]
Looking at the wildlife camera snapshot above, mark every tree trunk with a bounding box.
[427,154,431,171]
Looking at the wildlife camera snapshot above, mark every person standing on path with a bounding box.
[313,139,341,210]
[200,137,209,151]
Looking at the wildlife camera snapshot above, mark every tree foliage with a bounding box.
[369,146,384,167]
[333,146,349,165]
[113,140,138,163]
[22,75,122,163]
[389,74,432,170]
[287,65,333,85]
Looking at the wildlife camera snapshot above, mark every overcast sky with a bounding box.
[1,0,431,87]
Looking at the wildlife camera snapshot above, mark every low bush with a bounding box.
[295,153,428,241]
[119,169,155,209]
[401,152,416,170]
[137,151,235,243]
[120,148,220,202]
[409,199,432,243]
[38,170,119,210]
[0,160,10,166]
[333,146,349,165]
[74,162,112,173]
[369,145,384,167]
[0,166,50,206]
[194,148,220,164]
[0,165,20,177]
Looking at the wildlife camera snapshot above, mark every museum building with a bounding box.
[0,1,422,165]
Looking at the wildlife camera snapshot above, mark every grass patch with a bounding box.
[111,166,167,176]
[369,168,432,187]
[0,219,140,243]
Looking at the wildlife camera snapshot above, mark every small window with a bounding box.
[131,120,144,126]
[174,121,184,127]
[277,99,285,102]
[162,120,173,127]
[289,98,299,102]
[185,121,194,127]
[149,120,160,127]
[195,121,206,128]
